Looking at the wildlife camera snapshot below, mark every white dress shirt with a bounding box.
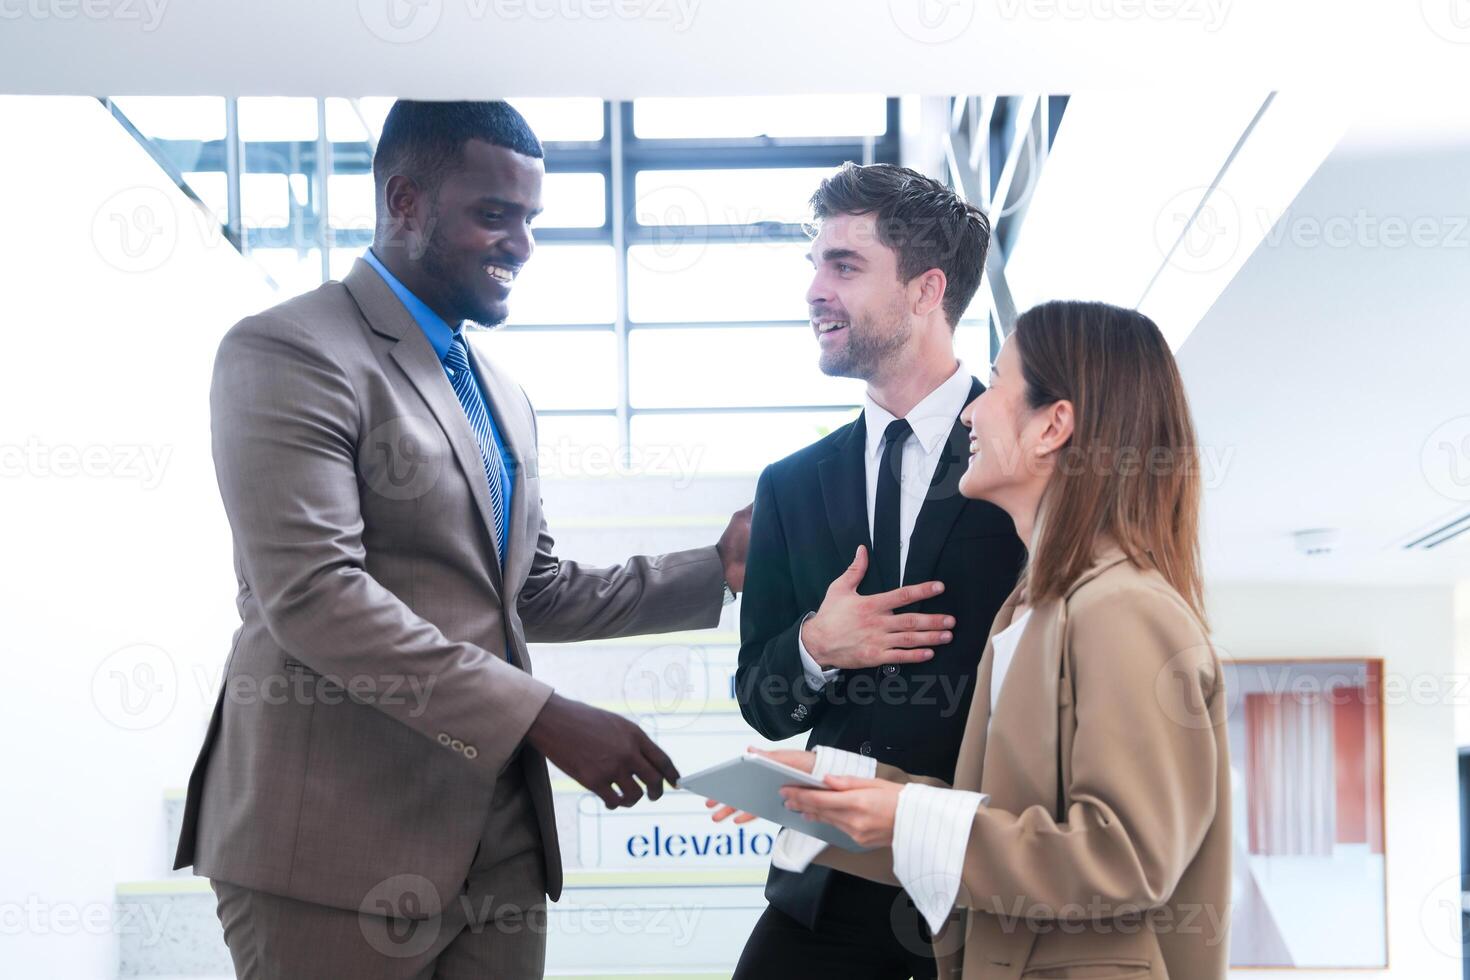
[772,613,1030,934]
[987,607,1032,722]
[797,362,973,688]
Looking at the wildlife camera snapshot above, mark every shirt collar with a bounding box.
[862,361,972,460]
[362,248,460,363]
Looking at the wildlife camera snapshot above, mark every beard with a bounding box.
[418,214,509,330]
[818,295,912,381]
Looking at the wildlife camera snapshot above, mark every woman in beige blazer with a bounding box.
[713,300,1230,979]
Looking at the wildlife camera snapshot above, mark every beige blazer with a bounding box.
[816,545,1231,980]
[174,258,726,916]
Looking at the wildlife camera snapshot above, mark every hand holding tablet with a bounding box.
[678,748,872,852]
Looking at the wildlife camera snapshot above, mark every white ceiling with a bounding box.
[1179,103,1470,585]
[2,0,1470,96]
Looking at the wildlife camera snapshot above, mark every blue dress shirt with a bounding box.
[362,248,516,526]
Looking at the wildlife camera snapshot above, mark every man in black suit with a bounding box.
[732,163,1026,978]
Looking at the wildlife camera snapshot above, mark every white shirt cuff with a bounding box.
[892,783,987,935]
[768,747,878,873]
[770,827,826,872]
[796,612,841,690]
[812,745,878,780]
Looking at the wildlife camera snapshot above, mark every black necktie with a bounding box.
[874,418,912,594]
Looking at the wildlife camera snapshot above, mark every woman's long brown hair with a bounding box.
[1012,300,1207,627]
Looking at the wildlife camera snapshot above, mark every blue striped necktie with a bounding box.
[443,334,509,566]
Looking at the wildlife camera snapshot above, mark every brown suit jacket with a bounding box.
[174,258,726,916]
[816,546,1231,979]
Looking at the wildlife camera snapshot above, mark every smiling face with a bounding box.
[387,138,544,328]
[958,335,1065,506]
[804,211,914,381]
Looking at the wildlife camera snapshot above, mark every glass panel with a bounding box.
[110,96,225,140]
[632,410,860,476]
[239,98,318,266]
[183,171,228,225]
[509,97,605,142]
[470,329,618,411]
[634,168,833,227]
[954,319,992,377]
[527,415,620,480]
[507,244,616,324]
[324,97,378,142]
[629,326,862,409]
[627,242,810,323]
[240,172,293,230]
[328,173,376,231]
[538,172,606,229]
[329,247,364,282]
[237,97,319,142]
[633,96,887,140]
[251,248,323,299]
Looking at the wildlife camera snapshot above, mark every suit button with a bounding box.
[881,664,898,676]
[450,739,465,753]
[437,733,451,746]
[464,746,478,760]
[859,741,873,756]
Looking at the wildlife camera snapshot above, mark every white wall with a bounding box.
[1208,580,1461,979]
[1457,583,1470,748]
[0,96,270,976]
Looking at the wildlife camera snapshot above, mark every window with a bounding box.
[102,96,944,474]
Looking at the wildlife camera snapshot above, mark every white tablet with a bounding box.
[677,752,871,852]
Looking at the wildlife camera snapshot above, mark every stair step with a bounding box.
[116,870,766,976]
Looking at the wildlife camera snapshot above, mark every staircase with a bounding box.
[117,473,805,978]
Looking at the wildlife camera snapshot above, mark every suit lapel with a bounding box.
[972,548,1132,816]
[817,415,879,592]
[344,259,505,597]
[980,597,1064,817]
[902,376,983,588]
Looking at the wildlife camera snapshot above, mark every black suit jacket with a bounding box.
[736,377,1025,930]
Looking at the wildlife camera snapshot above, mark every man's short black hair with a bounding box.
[809,162,991,328]
[373,100,544,196]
